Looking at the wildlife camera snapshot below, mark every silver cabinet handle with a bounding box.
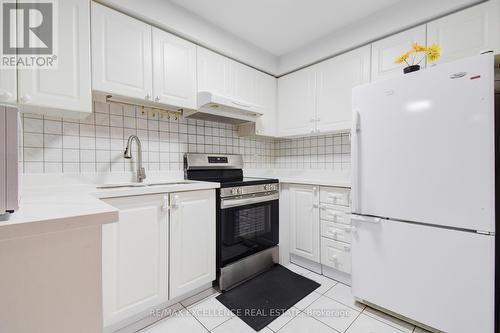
[20,94,31,103]
[171,195,179,209]
[155,96,160,102]
[161,195,169,211]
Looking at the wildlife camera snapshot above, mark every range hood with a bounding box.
[183,91,264,124]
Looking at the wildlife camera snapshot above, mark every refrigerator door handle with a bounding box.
[351,111,361,213]
[350,214,381,224]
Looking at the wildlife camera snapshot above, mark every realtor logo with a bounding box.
[1,0,58,68]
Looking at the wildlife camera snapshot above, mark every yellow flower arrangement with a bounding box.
[394,42,441,68]
[426,44,441,62]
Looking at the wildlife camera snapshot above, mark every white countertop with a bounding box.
[1,169,346,240]
[0,172,219,240]
[245,169,351,188]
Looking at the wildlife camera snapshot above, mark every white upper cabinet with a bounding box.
[371,25,427,82]
[427,1,500,65]
[197,47,230,97]
[102,194,169,329]
[0,69,16,106]
[152,28,197,110]
[316,45,371,133]
[18,0,91,116]
[253,71,277,136]
[169,190,216,299]
[92,2,153,101]
[229,59,257,103]
[277,66,317,137]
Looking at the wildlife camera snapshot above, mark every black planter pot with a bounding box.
[403,65,420,74]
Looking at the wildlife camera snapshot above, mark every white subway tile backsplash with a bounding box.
[20,101,350,174]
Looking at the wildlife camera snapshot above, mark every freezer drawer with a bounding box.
[320,204,350,225]
[320,187,350,207]
[320,220,352,243]
[320,237,351,273]
[351,216,495,333]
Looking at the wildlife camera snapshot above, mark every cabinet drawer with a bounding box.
[321,238,351,274]
[321,220,352,243]
[320,205,351,225]
[320,187,350,206]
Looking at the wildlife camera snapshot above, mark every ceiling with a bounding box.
[168,0,404,56]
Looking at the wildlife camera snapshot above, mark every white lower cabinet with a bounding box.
[169,189,216,299]
[285,183,352,282]
[102,189,215,329]
[288,184,320,263]
[102,194,169,328]
[321,238,351,274]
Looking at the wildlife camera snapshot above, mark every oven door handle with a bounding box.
[220,192,279,209]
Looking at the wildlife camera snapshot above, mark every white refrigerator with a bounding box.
[351,53,496,333]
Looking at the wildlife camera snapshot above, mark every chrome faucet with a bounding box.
[124,135,146,183]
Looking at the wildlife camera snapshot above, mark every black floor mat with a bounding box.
[216,264,320,331]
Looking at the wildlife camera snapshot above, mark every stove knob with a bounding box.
[231,188,238,195]
[237,187,243,194]
[264,184,270,191]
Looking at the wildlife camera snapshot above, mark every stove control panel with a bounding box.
[221,183,279,198]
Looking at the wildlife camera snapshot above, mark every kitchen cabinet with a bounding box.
[197,46,230,97]
[238,71,277,137]
[197,46,275,112]
[427,1,500,65]
[18,0,92,116]
[277,66,317,137]
[0,68,16,105]
[316,46,371,133]
[169,189,216,299]
[253,71,277,136]
[152,28,197,110]
[92,2,153,101]
[229,60,257,103]
[371,25,427,82]
[102,194,169,328]
[278,46,369,137]
[288,184,320,263]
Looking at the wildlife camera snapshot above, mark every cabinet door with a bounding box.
[170,190,216,299]
[152,28,197,110]
[278,66,317,136]
[254,71,277,136]
[427,1,500,65]
[371,25,426,82]
[229,59,256,103]
[316,46,371,133]
[0,69,16,106]
[92,2,153,100]
[18,0,91,114]
[102,194,169,328]
[197,46,230,97]
[289,184,320,263]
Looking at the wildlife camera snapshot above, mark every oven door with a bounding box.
[219,192,279,267]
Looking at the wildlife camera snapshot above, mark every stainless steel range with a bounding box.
[184,153,279,291]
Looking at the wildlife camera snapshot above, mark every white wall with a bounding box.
[97,0,278,75]
[278,0,486,75]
